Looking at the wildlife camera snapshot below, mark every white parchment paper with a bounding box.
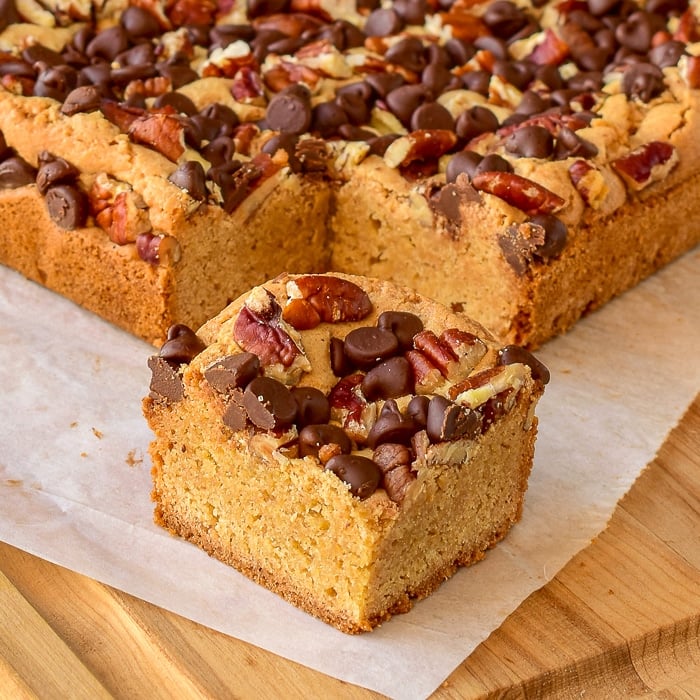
[1,248,699,700]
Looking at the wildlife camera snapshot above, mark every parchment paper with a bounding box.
[1,247,699,700]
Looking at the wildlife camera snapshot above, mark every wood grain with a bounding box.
[1,393,699,699]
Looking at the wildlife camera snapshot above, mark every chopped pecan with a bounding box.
[405,349,446,395]
[383,129,458,169]
[611,141,678,191]
[568,159,609,208]
[471,171,566,215]
[95,190,152,244]
[167,0,217,27]
[373,442,416,504]
[231,66,265,102]
[201,43,258,80]
[128,112,186,162]
[263,60,323,93]
[412,328,484,383]
[440,8,489,41]
[526,28,570,66]
[89,174,152,245]
[233,287,310,379]
[328,373,377,444]
[286,275,372,325]
[683,55,700,89]
[100,100,145,132]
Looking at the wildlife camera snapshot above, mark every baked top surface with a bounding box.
[1,0,699,253]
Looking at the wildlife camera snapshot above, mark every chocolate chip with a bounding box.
[493,59,534,91]
[204,353,261,394]
[45,184,88,229]
[34,65,78,102]
[513,89,549,116]
[366,399,418,448]
[406,394,429,428]
[324,454,381,499]
[156,60,198,89]
[159,324,205,364]
[148,355,184,402]
[621,62,665,102]
[291,386,331,427]
[330,336,350,376]
[422,61,459,97]
[199,103,239,135]
[385,83,428,126]
[461,70,491,96]
[201,136,236,167]
[393,0,428,25]
[455,105,499,142]
[243,376,298,430]
[410,101,454,131]
[648,40,685,69]
[153,91,198,115]
[499,344,550,384]
[168,161,208,201]
[505,124,554,159]
[221,160,262,213]
[335,82,373,125]
[482,1,531,39]
[385,36,426,73]
[36,152,80,195]
[120,6,161,40]
[86,25,129,61]
[361,356,414,401]
[480,389,513,431]
[311,100,349,138]
[615,11,655,54]
[266,85,312,135]
[343,327,399,370]
[426,395,479,443]
[364,8,404,37]
[477,153,514,174]
[80,62,112,87]
[445,38,476,66]
[299,424,351,458]
[553,127,598,160]
[529,213,568,260]
[22,44,64,67]
[445,150,482,182]
[367,133,400,157]
[61,85,104,115]
[364,72,405,99]
[474,35,508,60]
[222,393,248,431]
[377,310,423,351]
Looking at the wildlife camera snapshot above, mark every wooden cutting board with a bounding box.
[1,393,699,699]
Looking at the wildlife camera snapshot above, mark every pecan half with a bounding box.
[285,275,372,326]
[471,171,566,215]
